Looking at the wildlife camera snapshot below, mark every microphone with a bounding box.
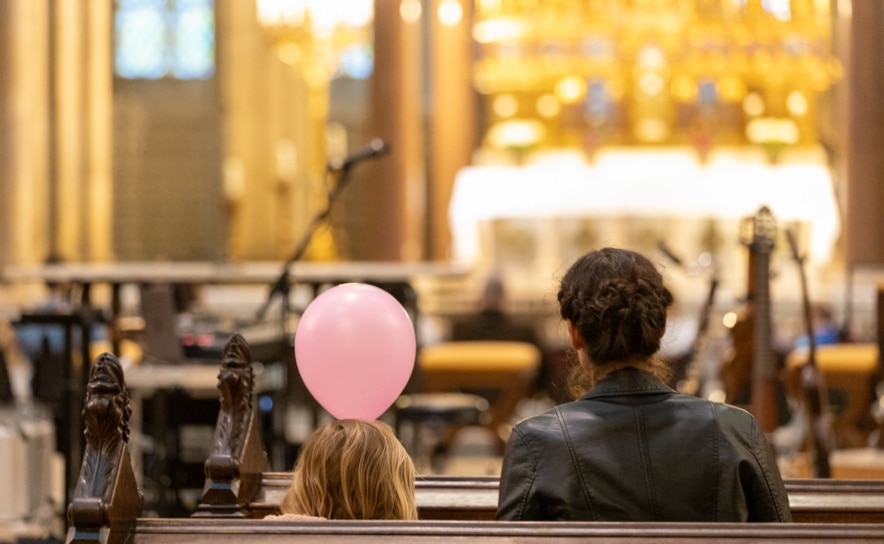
[658,241,684,267]
[330,138,390,171]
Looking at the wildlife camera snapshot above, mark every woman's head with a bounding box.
[557,248,674,394]
[281,419,418,520]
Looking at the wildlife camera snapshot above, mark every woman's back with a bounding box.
[497,368,792,522]
[497,248,791,523]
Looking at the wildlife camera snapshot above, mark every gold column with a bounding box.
[302,65,336,261]
[219,0,305,260]
[0,2,12,264]
[845,0,884,266]
[0,0,115,266]
[428,0,477,260]
[85,2,114,261]
[400,1,427,262]
[0,0,51,265]
[50,0,113,262]
[53,1,86,259]
[362,0,425,261]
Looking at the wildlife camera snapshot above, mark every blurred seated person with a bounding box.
[14,255,107,407]
[265,419,418,520]
[14,254,75,363]
[794,303,841,350]
[450,275,539,346]
[449,275,556,404]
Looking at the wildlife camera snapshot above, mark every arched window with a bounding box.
[114,0,215,80]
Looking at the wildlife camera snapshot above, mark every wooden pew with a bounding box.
[247,473,884,523]
[66,341,884,544]
[250,473,501,520]
[121,519,884,543]
[181,335,884,524]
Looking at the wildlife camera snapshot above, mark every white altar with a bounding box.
[448,148,841,307]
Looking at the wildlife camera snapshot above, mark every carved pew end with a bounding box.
[193,334,267,518]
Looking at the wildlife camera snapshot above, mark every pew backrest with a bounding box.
[250,473,884,523]
[128,519,884,544]
[786,479,884,523]
[252,473,501,520]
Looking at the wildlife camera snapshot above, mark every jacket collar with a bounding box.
[579,367,675,400]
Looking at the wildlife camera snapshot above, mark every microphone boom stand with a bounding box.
[254,162,358,325]
[254,162,355,469]
[255,138,388,325]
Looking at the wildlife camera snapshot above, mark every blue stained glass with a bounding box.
[173,2,215,79]
[762,0,791,20]
[115,2,168,79]
[117,0,162,8]
[115,0,215,80]
[338,44,374,80]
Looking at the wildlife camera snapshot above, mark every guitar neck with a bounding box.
[752,251,776,382]
[786,227,831,477]
[750,250,779,434]
[678,276,718,396]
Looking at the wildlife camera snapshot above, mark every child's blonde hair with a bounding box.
[280,419,418,520]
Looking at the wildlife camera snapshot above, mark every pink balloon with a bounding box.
[294,283,416,419]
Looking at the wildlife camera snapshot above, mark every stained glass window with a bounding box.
[115,0,215,80]
[337,44,374,80]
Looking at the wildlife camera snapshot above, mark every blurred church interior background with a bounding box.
[1,0,883,537]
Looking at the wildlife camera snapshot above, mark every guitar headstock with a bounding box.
[740,205,777,256]
[785,227,805,267]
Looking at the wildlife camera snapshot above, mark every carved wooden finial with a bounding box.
[67,352,142,544]
[215,333,254,456]
[194,333,268,517]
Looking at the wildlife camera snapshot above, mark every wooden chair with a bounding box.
[394,392,489,473]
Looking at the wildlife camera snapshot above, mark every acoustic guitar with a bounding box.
[721,206,779,433]
[785,228,832,477]
[678,267,719,397]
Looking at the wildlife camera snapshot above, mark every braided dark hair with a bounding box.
[558,247,674,396]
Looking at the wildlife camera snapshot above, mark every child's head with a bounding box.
[281,419,418,520]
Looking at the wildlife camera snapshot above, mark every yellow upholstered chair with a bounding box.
[786,343,879,451]
[792,343,884,480]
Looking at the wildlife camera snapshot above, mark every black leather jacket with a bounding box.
[497,367,792,522]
